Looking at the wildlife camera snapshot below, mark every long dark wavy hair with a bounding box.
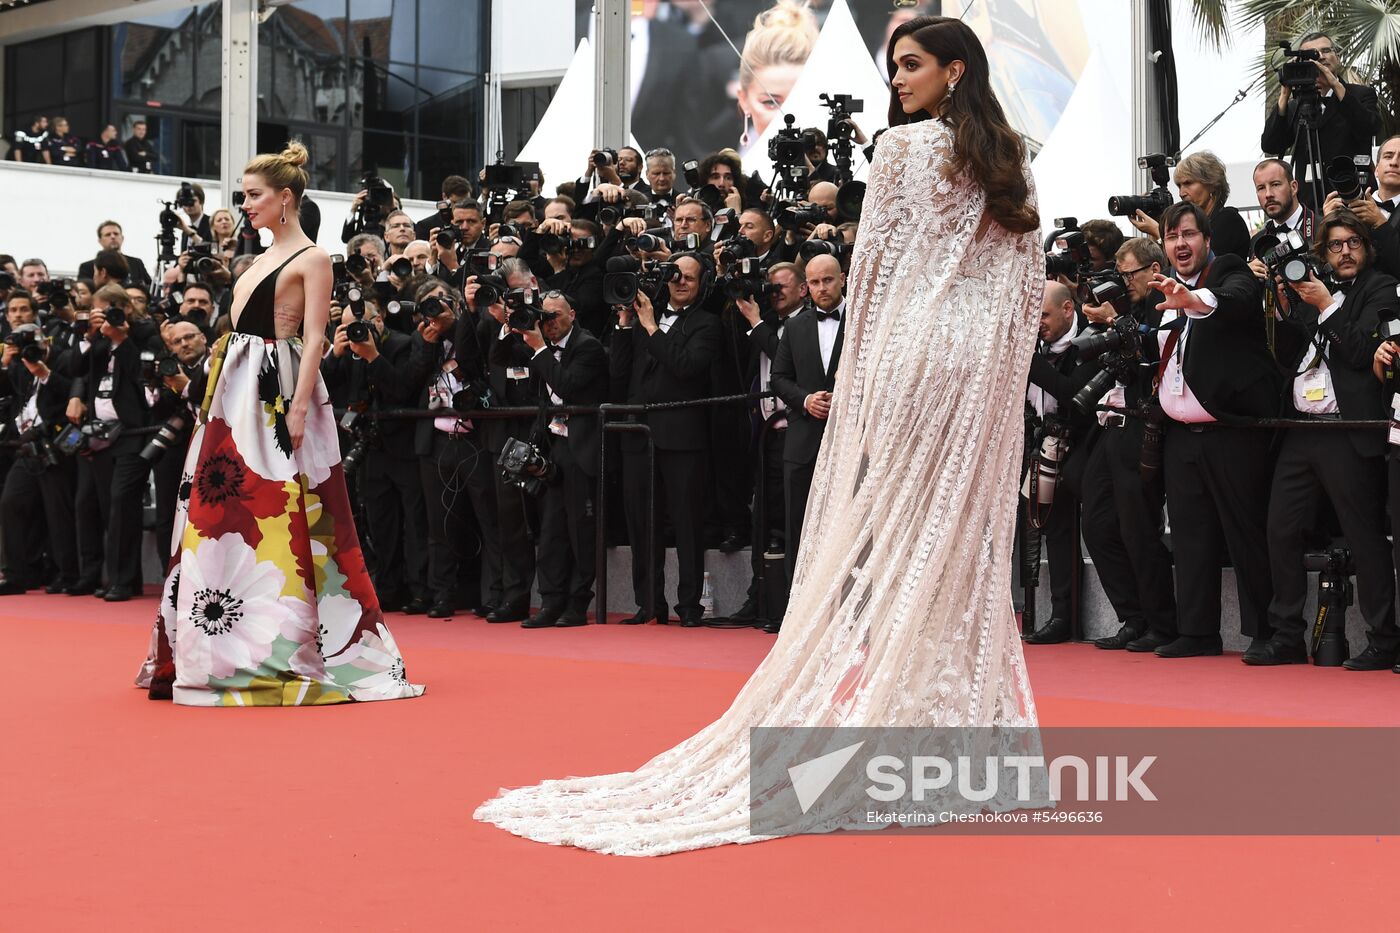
[885,16,1038,234]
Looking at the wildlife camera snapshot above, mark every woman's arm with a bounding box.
[289,249,332,449]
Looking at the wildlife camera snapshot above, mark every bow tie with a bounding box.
[1266,220,1290,233]
[814,308,841,322]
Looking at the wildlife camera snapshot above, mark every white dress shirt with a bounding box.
[1293,292,1344,414]
[753,309,799,424]
[816,300,844,373]
[1158,264,1221,424]
[1027,316,1079,419]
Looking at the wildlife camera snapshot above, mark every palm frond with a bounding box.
[1188,0,1234,49]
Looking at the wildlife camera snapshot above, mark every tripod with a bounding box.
[1289,92,1328,210]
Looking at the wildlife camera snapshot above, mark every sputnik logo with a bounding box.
[787,741,866,813]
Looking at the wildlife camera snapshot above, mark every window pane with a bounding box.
[182,118,221,178]
[63,30,97,105]
[349,0,410,66]
[350,58,414,133]
[14,38,66,110]
[350,130,408,193]
[414,67,480,140]
[418,0,484,74]
[417,136,473,201]
[260,22,346,123]
[116,17,198,108]
[195,4,221,107]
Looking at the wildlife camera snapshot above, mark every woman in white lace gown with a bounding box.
[476,16,1046,855]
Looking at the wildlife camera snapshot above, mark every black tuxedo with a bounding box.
[1367,198,1400,280]
[149,354,208,573]
[484,317,545,613]
[78,254,151,288]
[609,305,722,616]
[1261,82,1381,206]
[0,359,78,588]
[769,305,844,579]
[527,326,609,613]
[1158,255,1278,641]
[1078,293,1178,639]
[742,308,798,616]
[1267,265,1399,650]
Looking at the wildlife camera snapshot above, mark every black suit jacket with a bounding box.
[526,326,609,476]
[770,307,844,466]
[0,358,73,435]
[80,337,152,429]
[403,322,488,457]
[608,304,722,453]
[321,329,417,458]
[1169,254,1282,423]
[1368,202,1400,280]
[1026,311,1100,447]
[1281,265,1396,456]
[1261,83,1380,191]
[483,316,542,456]
[77,254,151,288]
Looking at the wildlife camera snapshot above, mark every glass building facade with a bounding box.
[5,0,488,198]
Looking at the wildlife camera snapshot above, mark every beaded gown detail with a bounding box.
[136,246,424,706]
[474,119,1044,854]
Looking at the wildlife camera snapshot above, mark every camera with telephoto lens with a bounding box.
[35,278,71,311]
[359,173,395,231]
[505,286,553,331]
[1044,217,1092,279]
[152,286,184,323]
[101,304,127,328]
[53,418,123,457]
[1327,155,1377,202]
[497,436,556,496]
[472,274,506,309]
[631,232,668,253]
[718,235,756,266]
[5,325,47,364]
[721,258,781,303]
[776,201,828,230]
[14,425,59,469]
[342,287,371,343]
[139,349,182,388]
[174,181,197,209]
[1277,41,1323,93]
[187,242,222,276]
[1108,154,1175,219]
[593,148,619,168]
[467,251,498,275]
[800,237,851,262]
[1252,227,1333,318]
[435,224,464,249]
[1069,272,1156,414]
[387,256,413,280]
[139,413,189,463]
[71,309,91,336]
[1021,412,1071,522]
[603,256,680,307]
[345,252,370,278]
[337,409,380,476]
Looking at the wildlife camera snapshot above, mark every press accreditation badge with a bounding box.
[1390,396,1400,448]
[1168,366,1184,397]
[97,374,115,398]
[1300,366,1329,403]
[507,366,530,381]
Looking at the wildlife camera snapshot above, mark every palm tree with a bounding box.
[1189,0,1400,136]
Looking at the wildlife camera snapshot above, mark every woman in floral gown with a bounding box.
[137,142,424,706]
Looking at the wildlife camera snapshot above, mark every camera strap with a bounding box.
[1155,258,1215,390]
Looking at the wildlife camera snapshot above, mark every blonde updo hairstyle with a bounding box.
[739,0,818,91]
[243,141,310,206]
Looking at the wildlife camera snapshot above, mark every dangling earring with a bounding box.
[739,111,754,148]
[948,81,957,94]
[280,202,287,225]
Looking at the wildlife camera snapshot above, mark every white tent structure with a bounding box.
[517,37,643,192]
[746,0,893,181]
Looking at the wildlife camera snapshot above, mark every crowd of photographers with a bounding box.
[0,94,869,632]
[1022,31,1400,672]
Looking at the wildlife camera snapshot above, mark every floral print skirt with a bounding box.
[136,334,425,706]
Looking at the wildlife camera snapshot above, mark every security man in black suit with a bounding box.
[769,254,845,608]
[1079,238,1179,650]
[516,290,609,628]
[69,284,154,602]
[1253,211,1399,667]
[321,298,426,615]
[403,278,501,620]
[1150,201,1281,658]
[1021,280,1100,645]
[0,322,79,594]
[610,253,723,626]
[473,257,545,624]
[1324,133,1400,279]
[1261,31,1380,208]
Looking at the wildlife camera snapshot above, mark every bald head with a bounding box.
[1039,280,1075,343]
[1044,281,1073,307]
[805,254,844,311]
[807,182,838,218]
[166,320,207,363]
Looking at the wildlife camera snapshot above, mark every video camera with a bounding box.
[819,92,864,186]
[1108,153,1175,220]
[769,114,810,197]
[1044,217,1093,279]
[497,436,556,497]
[358,172,395,234]
[33,279,71,312]
[1327,154,1377,201]
[1277,41,1323,93]
[602,256,680,307]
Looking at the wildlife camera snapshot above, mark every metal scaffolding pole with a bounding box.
[221,0,258,202]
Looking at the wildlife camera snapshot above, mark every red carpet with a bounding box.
[2,592,1398,931]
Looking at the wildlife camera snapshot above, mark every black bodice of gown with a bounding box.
[233,246,314,338]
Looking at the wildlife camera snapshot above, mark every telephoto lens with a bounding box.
[388,256,413,279]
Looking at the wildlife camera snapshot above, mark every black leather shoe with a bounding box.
[1241,637,1307,666]
[103,585,134,603]
[1155,635,1223,658]
[469,603,498,618]
[93,587,107,600]
[522,608,562,629]
[1094,624,1145,650]
[717,532,747,554]
[1343,644,1399,671]
[1125,631,1174,653]
[729,598,760,622]
[677,609,704,627]
[0,579,31,596]
[619,609,655,625]
[1023,617,1071,644]
[65,580,98,597]
[762,619,782,634]
[427,601,455,619]
[44,581,66,595]
[487,603,530,623]
[402,596,431,615]
[555,609,588,627]
[147,680,173,701]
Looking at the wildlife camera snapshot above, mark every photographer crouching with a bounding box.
[510,290,609,627]
[0,312,79,594]
[1250,211,1399,668]
[145,320,208,574]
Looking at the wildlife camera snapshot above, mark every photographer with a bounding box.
[175,183,213,249]
[1151,202,1279,659]
[1129,153,1249,261]
[77,222,151,288]
[413,175,473,241]
[520,217,615,337]
[1251,211,1398,668]
[323,294,427,615]
[1078,239,1179,651]
[1022,281,1099,645]
[769,254,845,609]
[698,150,745,213]
[403,277,501,619]
[729,261,806,630]
[147,321,208,572]
[640,148,678,207]
[169,281,217,336]
[341,175,400,241]
[674,200,715,245]
[383,210,417,258]
[1326,134,1400,279]
[65,284,153,602]
[513,290,608,628]
[0,321,78,594]
[425,201,490,287]
[611,253,723,626]
[1262,32,1379,208]
[470,257,545,623]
